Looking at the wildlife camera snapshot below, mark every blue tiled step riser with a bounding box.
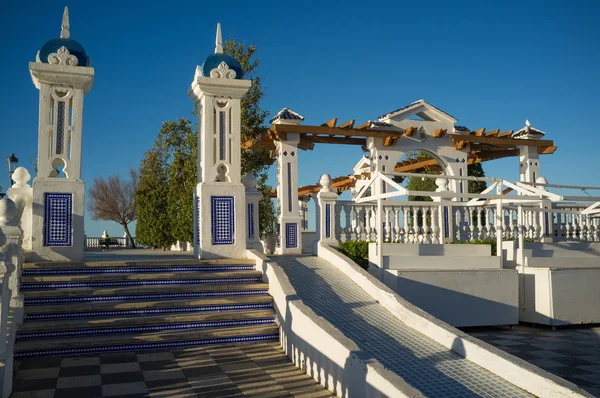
[24,290,269,305]
[22,277,262,290]
[26,302,273,321]
[14,333,280,358]
[22,265,255,276]
[17,318,276,340]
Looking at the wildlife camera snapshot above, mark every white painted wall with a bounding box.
[370,268,518,326]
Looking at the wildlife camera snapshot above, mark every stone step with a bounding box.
[18,308,276,333]
[21,264,255,276]
[21,270,263,284]
[17,310,276,340]
[25,295,274,320]
[14,324,280,358]
[23,282,270,305]
[22,258,255,270]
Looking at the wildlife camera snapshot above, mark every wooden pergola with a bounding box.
[245,118,558,198]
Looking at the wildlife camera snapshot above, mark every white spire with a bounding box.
[215,23,223,54]
[525,119,531,127]
[60,6,70,39]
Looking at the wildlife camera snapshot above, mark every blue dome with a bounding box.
[39,38,89,66]
[201,53,243,79]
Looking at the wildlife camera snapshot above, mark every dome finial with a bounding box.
[60,6,70,39]
[215,23,223,54]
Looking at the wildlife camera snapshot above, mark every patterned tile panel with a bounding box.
[248,203,254,240]
[285,223,297,249]
[56,101,65,155]
[211,196,234,245]
[43,193,73,247]
[325,204,331,238]
[274,256,532,397]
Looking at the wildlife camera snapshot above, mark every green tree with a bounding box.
[224,38,275,237]
[406,152,436,201]
[159,118,197,243]
[136,148,173,249]
[468,163,487,193]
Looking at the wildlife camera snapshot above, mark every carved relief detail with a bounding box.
[47,46,79,66]
[210,61,236,79]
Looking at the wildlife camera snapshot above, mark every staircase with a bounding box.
[15,259,279,358]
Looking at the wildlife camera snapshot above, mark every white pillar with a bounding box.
[29,8,94,261]
[314,174,338,253]
[189,24,252,259]
[6,167,33,252]
[299,195,310,231]
[518,146,541,183]
[244,174,263,252]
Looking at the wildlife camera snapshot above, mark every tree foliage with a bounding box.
[468,163,487,193]
[136,148,172,249]
[88,169,139,247]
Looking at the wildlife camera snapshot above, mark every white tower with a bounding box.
[188,24,251,259]
[29,7,94,261]
[514,120,545,183]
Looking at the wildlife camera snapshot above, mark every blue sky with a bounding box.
[2,0,599,237]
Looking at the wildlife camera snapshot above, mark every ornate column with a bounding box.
[243,174,262,252]
[314,174,338,251]
[29,7,94,261]
[189,24,251,259]
[272,108,304,254]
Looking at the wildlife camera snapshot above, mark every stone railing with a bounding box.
[332,201,599,245]
[85,236,128,249]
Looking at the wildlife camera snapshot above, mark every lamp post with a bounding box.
[6,153,18,187]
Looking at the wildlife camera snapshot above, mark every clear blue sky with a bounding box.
[2,0,599,237]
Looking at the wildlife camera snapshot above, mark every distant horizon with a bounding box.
[3,0,599,237]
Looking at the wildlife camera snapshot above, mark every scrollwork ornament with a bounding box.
[47,46,79,66]
[210,61,236,79]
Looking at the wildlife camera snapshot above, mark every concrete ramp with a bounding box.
[273,255,533,397]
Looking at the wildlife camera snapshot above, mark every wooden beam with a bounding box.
[497,130,514,138]
[538,145,558,155]
[395,158,439,172]
[485,129,500,137]
[355,122,370,130]
[455,141,468,150]
[322,118,338,128]
[309,136,366,146]
[404,127,417,137]
[468,149,520,164]
[383,136,398,146]
[339,119,355,129]
[298,137,315,150]
[433,129,447,138]
[474,128,486,136]
[450,134,553,148]
[271,123,404,139]
[502,187,513,195]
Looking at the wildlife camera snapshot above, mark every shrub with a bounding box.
[337,240,370,270]
[450,238,497,256]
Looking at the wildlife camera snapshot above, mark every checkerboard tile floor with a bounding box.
[465,325,600,397]
[274,255,533,397]
[11,341,334,398]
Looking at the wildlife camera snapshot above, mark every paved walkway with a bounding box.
[11,341,334,398]
[466,325,600,397]
[274,255,532,397]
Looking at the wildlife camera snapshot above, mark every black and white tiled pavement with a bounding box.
[11,341,334,398]
[465,325,600,397]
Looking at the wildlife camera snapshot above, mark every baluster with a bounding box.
[455,207,463,241]
[487,208,495,240]
[431,206,439,244]
[393,206,400,242]
[469,208,476,241]
[334,203,343,242]
[568,214,575,241]
[402,206,409,243]
[342,205,351,242]
[418,207,425,243]
[502,209,509,240]
[532,209,540,241]
[581,215,589,242]
[384,207,391,243]
[477,208,485,239]
[407,207,416,243]
[356,206,364,241]
[365,207,372,242]
[512,210,519,242]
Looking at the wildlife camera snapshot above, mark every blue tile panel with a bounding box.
[285,223,297,249]
[211,196,234,245]
[22,265,255,276]
[248,203,255,240]
[21,276,261,290]
[276,223,280,248]
[219,111,226,161]
[325,204,331,238]
[24,290,269,305]
[56,101,65,155]
[14,333,279,358]
[17,318,276,340]
[25,302,273,321]
[43,193,72,247]
[196,195,201,244]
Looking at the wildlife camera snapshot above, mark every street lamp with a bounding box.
[6,153,18,187]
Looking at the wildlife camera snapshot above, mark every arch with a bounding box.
[49,157,68,178]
